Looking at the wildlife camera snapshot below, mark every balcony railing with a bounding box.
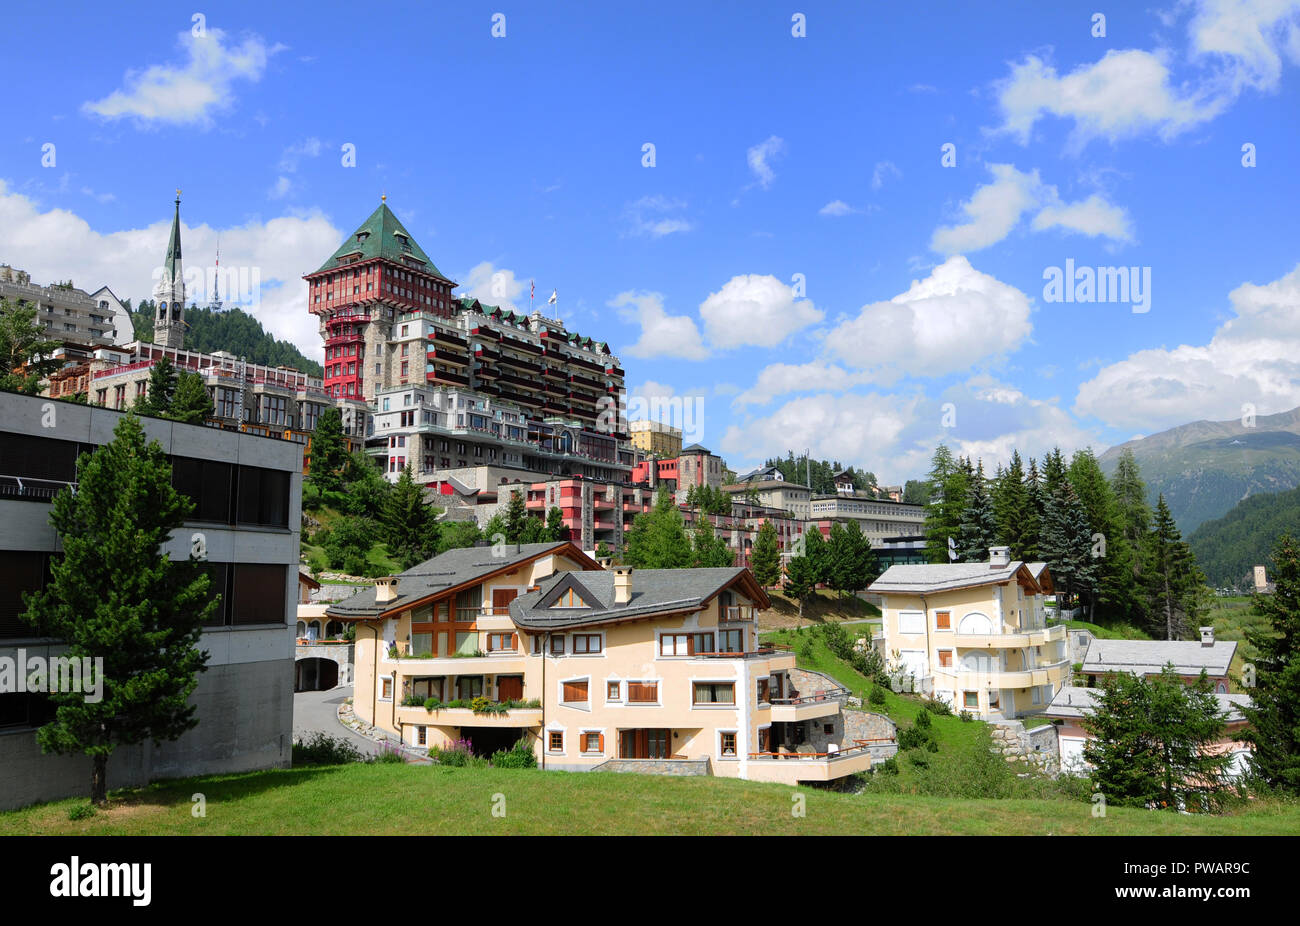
[748,740,876,761]
[696,644,792,660]
[770,686,850,705]
[0,474,76,502]
[720,605,754,623]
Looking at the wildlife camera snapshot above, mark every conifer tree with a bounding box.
[504,489,529,543]
[803,523,830,587]
[691,518,735,568]
[783,554,815,620]
[1039,480,1097,612]
[20,415,216,804]
[623,485,693,569]
[1023,457,1045,561]
[993,451,1033,560]
[957,460,996,562]
[751,520,781,587]
[383,465,434,570]
[308,407,348,494]
[137,356,178,416]
[1082,666,1233,810]
[829,520,878,595]
[168,371,214,425]
[1238,533,1300,794]
[1144,495,1208,640]
[1068,448,1131,622]
[545,505,567,541]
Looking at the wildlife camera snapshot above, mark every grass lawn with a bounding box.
[1205,596,1269,688]
[757,589,880,630]
[1062,618,1152,640]
[4,762,1297,836]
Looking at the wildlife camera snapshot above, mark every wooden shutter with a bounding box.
[510,633,517,651]
[598,733,605,753]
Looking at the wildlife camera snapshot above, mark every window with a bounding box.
[381,678,393,701]
[553,588,587,608]
[606,681,621,701]
[562,679,589,703]
[410,633,433,657]
[454,632,478,656]
[963,691,979,709]
[486,632,514,652]
[627,681,658,703]
[456,676,484,700]
[572,634,602,654]
[823,723,834,735]
[550,636,566,655]
[0,552,51,638]
[938,650,953,668]
[719,732,737,758]
[692,632,715,654]
[899,611,925,634]
[718,629,744,654]
[531,635,543,655]
[693,682,735,705]
[235,465,290,528]
[935,610,951,630]
[455,587,480,622]
[416,726,427,746]
[548,731,563,753]
[659,633,689,656]
[757,678,769,702]
[581,732,603,754]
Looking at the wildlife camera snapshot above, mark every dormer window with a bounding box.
[356,232,370,244]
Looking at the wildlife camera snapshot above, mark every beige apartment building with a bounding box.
[628,419,683,458]
[724,478,812,521]
[869,548,1068,719]
[329,541,873,783]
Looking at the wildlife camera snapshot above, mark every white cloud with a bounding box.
[1074,262,1300,431]
[278,137,323,173]
[1188,0,1300,95]
[460,261,526,312]
[622,195,692,237]
[609,290,709,361]
[699,274,823,349]
[82,29,280,127]
[826,255,1034,384]
[871,161,902,190]
[268,176,292,200]
[1031,193,1134,241]
[0,181,341,362]
[819,200,855,216]
[746,135,785,189]
[931,163,1133,254]
[733,362,874,407]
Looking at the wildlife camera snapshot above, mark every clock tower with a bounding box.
[152,191,186,349]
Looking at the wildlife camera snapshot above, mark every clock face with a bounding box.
[160,301,168,311]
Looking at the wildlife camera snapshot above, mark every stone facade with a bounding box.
[990,720,1059,773]
[592,758,712,776]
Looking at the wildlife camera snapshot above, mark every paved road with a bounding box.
[292,685,383,757]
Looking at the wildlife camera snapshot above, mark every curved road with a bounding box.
[292,685,385,757]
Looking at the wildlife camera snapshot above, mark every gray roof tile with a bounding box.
[510,567,750,630]
[1080,638,1238,677]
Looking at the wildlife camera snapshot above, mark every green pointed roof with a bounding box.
[165,195,183,280]
[313,202,449,280]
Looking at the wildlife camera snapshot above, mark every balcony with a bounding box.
[396,703,542,728]
[933,658,1070,690]
[744,741,875,783]
[719,605,754,623]
[952,624,1066,649]
[387,651,527,675]
[768,688,849,722]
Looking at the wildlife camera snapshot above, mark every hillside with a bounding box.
[1189,485,1300,587]
[1099,405,1300,534]
[128,303,323,378]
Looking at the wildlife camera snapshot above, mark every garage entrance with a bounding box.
[459,727,531,757]
[295,658,339,692]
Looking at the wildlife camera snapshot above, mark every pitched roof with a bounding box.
[1080,638,1238,677]
[1045,685,1250,722]
[324,541,591,620]
[868,561,1045,595]
[312,202,449,280]
[509,567,768,631]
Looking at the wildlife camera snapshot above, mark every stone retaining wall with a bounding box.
[593,758,712,776]
[990,720,1059,774]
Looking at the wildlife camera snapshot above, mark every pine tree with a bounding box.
[1040,480,1097,613]
[783,555,815,620]
[308,407,348,494]
[751,520,781,587]
[1238,533,1300,794]
[0,297,61,392]
[1023,457,1045,561]
[168,371,214,425]
[545,505,567,541]
[1068,448,1130,622]
[993,451,1033,560]
[20,414,216,804]
[504,489,528,543]
[1082,666,1233,810]
[383,465,433,570]
[436,519,482,553]
[924,446,969,563]
[829,520,878,595]
[623,485,693,569]
[1144,495,1208,640]
[691,518,735,568]
[803,523,829,587]
[957,460,996,562]
[1111,448,1153,625]
[137,356,178,417]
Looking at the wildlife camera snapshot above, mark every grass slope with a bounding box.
[4,763,1296,836]
[757,589,879,630]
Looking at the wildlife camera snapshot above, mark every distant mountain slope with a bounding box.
[129,302,323,378]
[1099,406,1300,534]
[1188,484,1300,587]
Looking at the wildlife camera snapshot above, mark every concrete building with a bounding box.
[869,547,1069,719]
[306,200,633,486]
[0,265,117,349]
[723,478,811,521]
[628,419,683,459]
[0,391,301,810]
[86,286,135,347]
[330,545,872,783]
[808,494,925,546]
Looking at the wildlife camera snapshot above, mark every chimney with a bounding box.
[989,546,1011,568]
[613,566,633,605]
[375,576,399,604]
[1200,626,1215,647]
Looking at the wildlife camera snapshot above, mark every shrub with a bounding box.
[818,622,854,660]
[490,737,538,769]
[915,709,932,729]
[372,742,406,764]
[868,685,886,706]
[68,803,96,821]
[294,732,363,766]
[959,710,974,722]
[423,697,443,711]
[875,756,899,776]
[921,697,952,716]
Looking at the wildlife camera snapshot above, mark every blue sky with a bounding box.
[3,1,1299,483]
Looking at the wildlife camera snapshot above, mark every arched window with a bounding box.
[957,612,994,634]
[326,621,344,639]
[296,621,306,638]
[308,620,321,640]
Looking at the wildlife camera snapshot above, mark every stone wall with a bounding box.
[592,758,712,776]
[989,720,1058,774]
[1066,629,1094,666]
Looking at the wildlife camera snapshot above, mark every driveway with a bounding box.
[292,685,383,757]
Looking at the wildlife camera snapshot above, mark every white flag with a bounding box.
[547,289,557,305]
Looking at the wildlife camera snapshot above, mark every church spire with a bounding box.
[165,190,183,283]
[152,189,187,349]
